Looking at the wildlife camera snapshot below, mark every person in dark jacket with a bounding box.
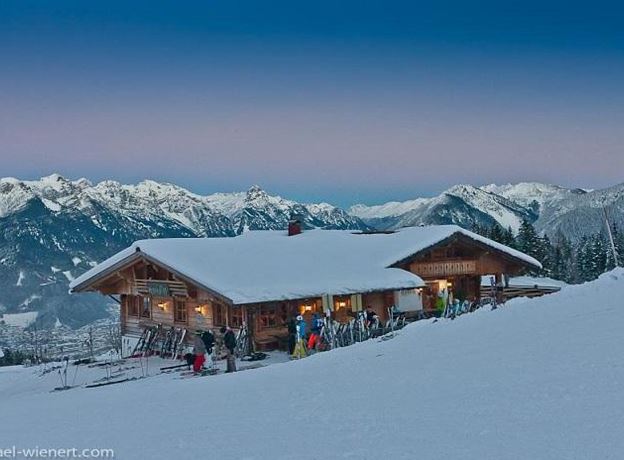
[201,330,215,354]
[287,316,297,355]
[220,326,237,373]
[365,306,378,328]
[201,329,215,368]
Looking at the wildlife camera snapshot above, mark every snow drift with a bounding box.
[3,269,624,459]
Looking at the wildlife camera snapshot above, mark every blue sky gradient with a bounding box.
[1,1,623,206]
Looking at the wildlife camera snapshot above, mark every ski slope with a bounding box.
[3,269,624,459]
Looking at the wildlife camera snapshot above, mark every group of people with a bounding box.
[190,326,237,374]
[434,290,479,318]
[419,286,482,319]
[288,306,379,358]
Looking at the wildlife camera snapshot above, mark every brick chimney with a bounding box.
[288,216,302,236]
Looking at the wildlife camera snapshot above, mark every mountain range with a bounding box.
[0,174,622,330]
[350,182,624,240]
[0,175,366,330]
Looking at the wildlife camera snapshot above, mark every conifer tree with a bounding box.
[550,231,574,283]
[575,236,592,282]
[589,233,607,278]
[502,226,516,248]
[538,234,553,276]
[515,220,544,274]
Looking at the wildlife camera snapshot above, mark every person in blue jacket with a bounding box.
[291,315,308,359]
[296,315,307,339]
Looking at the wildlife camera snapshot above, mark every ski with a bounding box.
[177,368,220,379]
[85,378,134,388]
[159,363,188,371]
[173,328,187,361]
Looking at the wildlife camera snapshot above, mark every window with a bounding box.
[140,297,152,318]
[333,297,352,322]
[128,295,139,317]
[174,299,187,323]
[230,308,243,328]
[333,297,351,311]
[213,302,226,326]
[258,304,279,329]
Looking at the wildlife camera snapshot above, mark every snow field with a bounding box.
[2,269,624,459]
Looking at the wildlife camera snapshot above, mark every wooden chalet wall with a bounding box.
[95,258,233,340]
[402,237,526,280]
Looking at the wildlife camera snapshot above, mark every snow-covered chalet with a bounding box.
[69,224,541,353]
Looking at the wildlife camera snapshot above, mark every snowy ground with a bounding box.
[3,269,624,459]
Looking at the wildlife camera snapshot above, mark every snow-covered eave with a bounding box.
[231,280,424,306]
[69,247,141,293]
[69,242,425,306]
[480,276,565,290]
[505,283,561,291]
[388,228,543,271]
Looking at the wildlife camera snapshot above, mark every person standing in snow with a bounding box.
[365,306,378,328]
[450,298,461,319]
[291,315,308,359]
[287,316,297,355]
[201,329,215,369]
[192,331,207,373]
[220,326,237,373]
[296,314,307,339]
[435,291,446,317]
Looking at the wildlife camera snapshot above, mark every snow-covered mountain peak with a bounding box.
[75,178,93,188]
[245,184,271,201]
[480,182,577,211]
[0,180,35,217]
[38,173,67,185]
[443,184,494,203]
[444,183,479,195]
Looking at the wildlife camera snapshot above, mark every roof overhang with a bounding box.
[70,248,234,305]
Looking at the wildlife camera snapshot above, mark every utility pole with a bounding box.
[603,206,620,267]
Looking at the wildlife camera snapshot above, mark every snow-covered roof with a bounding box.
[481,275,567,290]
[70,225,541,304]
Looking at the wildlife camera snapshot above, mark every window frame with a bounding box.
[140,296,152,319]
[213,301,227,327]
[230,308,243,328]
[174,298,188,324]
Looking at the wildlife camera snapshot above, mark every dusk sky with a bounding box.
[1,1,623,206]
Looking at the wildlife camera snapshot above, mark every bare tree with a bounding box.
[105,323,122,355]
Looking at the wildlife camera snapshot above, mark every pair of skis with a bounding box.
[131,324,163,357]
[161,327,186,359]
[159,327,176,357]
[234,323,251,359]
[131,328,150,356]
[133,325,186,358]
[171,328,187,360]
